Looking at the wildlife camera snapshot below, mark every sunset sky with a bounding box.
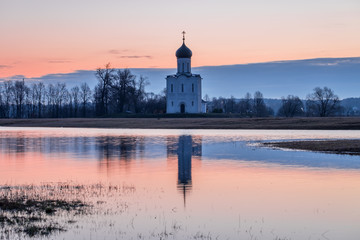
[1,0,359,79]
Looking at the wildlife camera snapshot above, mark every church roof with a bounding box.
[176,42,192,58]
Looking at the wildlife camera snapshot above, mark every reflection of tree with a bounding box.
[95,136,149,174]
[96,136,141,162]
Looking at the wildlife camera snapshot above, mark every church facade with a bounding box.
[166,33,203,113]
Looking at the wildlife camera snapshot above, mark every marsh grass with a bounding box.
[0,182,135,238]
[263,139,360,155]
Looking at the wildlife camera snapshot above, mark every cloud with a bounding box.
[0,65,11,69]
[107,49,152,59]
[117,55,153,59]
[48,60,72,64]
[307,58,360,66]
[108,49,129,54]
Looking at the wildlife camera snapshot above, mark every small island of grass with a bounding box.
[263,139,360,155]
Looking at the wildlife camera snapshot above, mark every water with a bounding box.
[1,127,360,240]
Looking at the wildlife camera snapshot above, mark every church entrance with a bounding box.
[180,104,185,113]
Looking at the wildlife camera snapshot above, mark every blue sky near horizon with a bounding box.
[2,57,359,99]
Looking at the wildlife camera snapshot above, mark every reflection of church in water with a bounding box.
[167,135,202,206]
[96,134,202,206]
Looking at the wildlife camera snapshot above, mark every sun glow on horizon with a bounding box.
[1,0,360,79]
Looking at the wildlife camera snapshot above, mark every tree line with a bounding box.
[207,86,343,117]
[0,63,348,118]
[0,64,166,118]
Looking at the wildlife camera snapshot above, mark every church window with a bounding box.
[171,84,173,92]
[192,83,194,92]
[181,84,184,92]
[182,63,184,72]
[171,101,173,106]
[192,101,194,106]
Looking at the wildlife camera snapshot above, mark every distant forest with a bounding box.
[0,64,359,118]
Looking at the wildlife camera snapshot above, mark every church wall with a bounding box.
[166,75,202,113]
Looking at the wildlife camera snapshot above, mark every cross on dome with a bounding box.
[182,31,186,42]
[176,31,192,58]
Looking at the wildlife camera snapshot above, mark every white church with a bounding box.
[166,32,206,113]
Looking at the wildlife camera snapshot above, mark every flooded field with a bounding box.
[1,128,360,240]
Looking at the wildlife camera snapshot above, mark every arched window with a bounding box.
[181,84,184,92]
[171,84,173,93]
[192,83,194,92]
[171,101,174,106]
[182,63,184,72]
[187,63,190,72]
[192,101,194,106]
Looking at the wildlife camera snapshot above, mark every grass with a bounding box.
[0,191,88,237]
[263,139,360,155]
[0,117,360,129]
[0,198,86,214]
[22,224,65,237]
[0,182,318,239]
[0,182,131,238]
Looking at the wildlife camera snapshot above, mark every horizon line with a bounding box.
[1,55,360,80]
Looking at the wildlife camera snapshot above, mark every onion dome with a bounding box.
[176,43,192,58]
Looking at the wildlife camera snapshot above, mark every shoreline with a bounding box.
[0,117,360,130]
[263,139,360,156]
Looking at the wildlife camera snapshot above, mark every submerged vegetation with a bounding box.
[0,181,296,239]
[0,182,135,238]
[0,184,89,237]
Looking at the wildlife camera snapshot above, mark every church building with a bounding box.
[166,32,204,113]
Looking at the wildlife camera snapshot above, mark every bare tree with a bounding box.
[238,92,252,117]
[36,82,46,118]
[130,75,148,113]
[253,91,268,117]
[2,81,14,118]
[278,95,304,117]
[94,63,114,116]
[28,84,37,118]
[0,84,4,117]
[54,83,67,117]
[210,97,225,113]
[306,87,340,117]
[13,79,29,118]
[224,96,236,113]
[80,83,91,117]
[71,86,80,117]
[46,84,56,117]
[112,68,135,113]
[144,90,166,114]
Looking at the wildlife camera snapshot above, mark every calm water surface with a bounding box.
[1,127,360,240]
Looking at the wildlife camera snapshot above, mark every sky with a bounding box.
[0,0,360,79]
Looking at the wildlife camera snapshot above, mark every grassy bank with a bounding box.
[0,117,360,129]
[263,139,360,155]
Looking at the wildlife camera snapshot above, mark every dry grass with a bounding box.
[264,139,360,155]
[0,117,360,129]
